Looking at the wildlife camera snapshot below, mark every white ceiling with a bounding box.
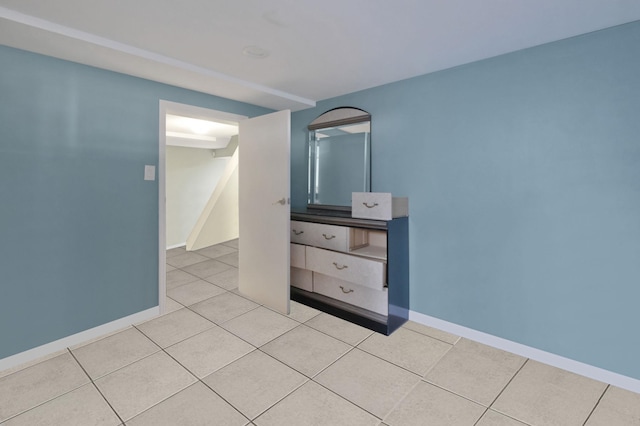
[2,1,640,111]
[165,114,238,149]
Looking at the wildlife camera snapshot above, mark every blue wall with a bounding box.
[0,46,270,360]
[292,22,640,379]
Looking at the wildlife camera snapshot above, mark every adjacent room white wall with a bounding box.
[186,147,239,250]
[166,145,229,247]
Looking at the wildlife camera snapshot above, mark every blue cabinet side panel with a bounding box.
[388,217,409,325]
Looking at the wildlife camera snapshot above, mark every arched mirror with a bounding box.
[308,107,371,210]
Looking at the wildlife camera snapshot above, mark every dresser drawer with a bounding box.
[352,192,408,220]
[306,246,386,291]
[290,243,306,268]
[291,267,313,291]
[291,220,348,252]
[314,273,388,316]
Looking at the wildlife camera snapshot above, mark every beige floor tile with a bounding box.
[305,313,373,345]
[165,264,176,272]
[203,268,239,290]
[314,348,421,419]
[222,307,299,346]
[255,381,378,426]
[230,287,254,299]
[136,308,214,348]
[261,325,351,377]
[285,300,321,323]
[222,238,239,249]
[203,350,306,420]
[2,384,120,426]
[189,292,259,324]
[166,279,226,306]
[424,338,526,406]
[166,269,200,290]
[94,351,196,421]
[216,252,239,267]
[196,244,237,259]
[493,360,607,426]
[166,247,186,258]
[69,327,135,352]
[182,259,234,278]
[127,382,248,426]
[164,297,184,313]
[476,409,529,426]
[385,381,485,426]
[358,327,452,376]
[585,385,640,425]
[402,321,460,344]
[72,327,160,379]
[0,349,68,380]
[0,352,89,422]
[166,252,209,268]
[165,326,255,378]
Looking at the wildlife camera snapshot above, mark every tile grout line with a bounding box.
[402,325,462,346]
[196,377,254,424]
[156,345,254,425]
[0,351,95,424]
[472,407,491,426]
[299,317,375,346]
[377,377,423,424]
[67,348,126,425]
[353,339,448,379]
[581,384,609,426]
[198,368,290,424]
[484,358,536,425]
[166,248,238,269]
[243,377,311,422]
[487,357,529,408]
[260,340,358,382]
[308,372,385,421]
[414,379,492,413]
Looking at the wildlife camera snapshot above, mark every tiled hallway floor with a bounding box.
[1,240,639,425]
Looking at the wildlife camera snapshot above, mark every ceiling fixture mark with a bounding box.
[242,45,270,59]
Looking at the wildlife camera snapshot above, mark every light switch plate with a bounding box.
[144,165,156,181]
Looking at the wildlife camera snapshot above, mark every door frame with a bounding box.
[158,100,247,314]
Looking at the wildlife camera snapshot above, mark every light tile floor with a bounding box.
[1,240,639,425]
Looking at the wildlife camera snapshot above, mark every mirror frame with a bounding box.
[307,107,371,211]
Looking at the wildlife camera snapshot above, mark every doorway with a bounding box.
[158,100,247,313]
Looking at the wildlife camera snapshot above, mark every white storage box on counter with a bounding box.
[352,192,408,220]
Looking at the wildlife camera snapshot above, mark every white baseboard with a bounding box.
[166,242,186,250]
[0,307,159,374]
[409,310,640,394]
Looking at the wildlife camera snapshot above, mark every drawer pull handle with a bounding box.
[323,234,336,240]
[333,262,348,270]
[363,202,379,208]
[292,230,304,235]
[339,286,354,294]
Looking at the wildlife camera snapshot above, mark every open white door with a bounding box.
[238,110,291,314]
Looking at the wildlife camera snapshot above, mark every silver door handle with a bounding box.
[273,198,286,205]
[363,202,379,208]
[292,230,304,235]
[333,262,348,270]
[322,234,336,240]
[339,286,354,294]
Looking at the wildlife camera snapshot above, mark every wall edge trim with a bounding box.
[409,310,640,394]
[0,307,159,374]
